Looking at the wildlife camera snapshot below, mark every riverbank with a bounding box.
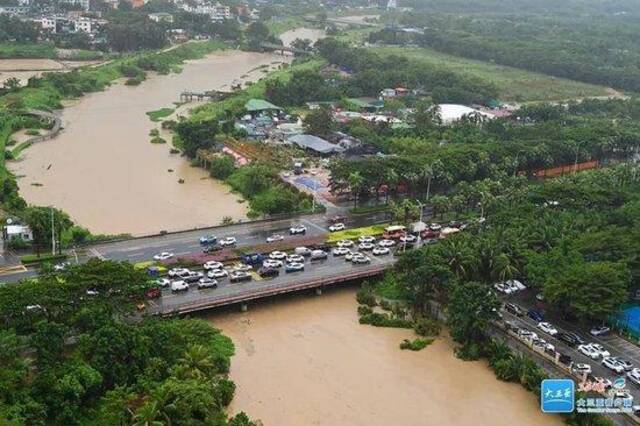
[207,287,560,426]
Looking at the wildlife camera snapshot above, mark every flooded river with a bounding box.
[279,28,326,46]
[10,50,287,236]
[208,288,560,426]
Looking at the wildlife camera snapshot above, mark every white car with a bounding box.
[337,239,354,248]
[493,282,513,294]
[429,223,442,231]
[294,247,312,256]
[329,223,346,232]
[233,264,253,272]
[399,234,417,243]
[219,237,237,247]
[155,278,171,287]
[333,247,351,256]
[203,261,224,270]
[208,269,229,279]
[266,234,284,243]
[285,262,305,272]
[506,279,526,291]
[578,344,601,360]
[54,262,69,271]
[613,390,634,405]
[372,246,390,256]
[310,250,328,260]
[590,326,611,336]
[171,280,189,292]
[590,343,610,358]
[289,225,307,235]
[572,363,592,375]
[153,252,174,261]
[358,242,375,251]
[504,281,521,293]
[352,254,371,264]
[537,322,558,336]
[627,368,640,386]
[358,235,376,244]
[197,278,218,289]
[602,357,625,374]
[263,259,283,268]
[286,254,305,263]
[168,267,189,277]
[269,251,287,260]
[378,239,396,247]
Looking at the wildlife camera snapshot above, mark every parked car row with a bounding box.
[493,279,526,295]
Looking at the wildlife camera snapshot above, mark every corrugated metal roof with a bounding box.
[245,99,281,112]
[288,134,344,154]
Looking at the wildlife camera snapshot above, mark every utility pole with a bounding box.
[424,165,433,201]
[50,207,55,255]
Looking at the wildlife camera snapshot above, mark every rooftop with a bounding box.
[245,99,281,112]
[288,134,344,155]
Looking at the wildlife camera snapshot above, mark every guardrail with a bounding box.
[159,264,388,316]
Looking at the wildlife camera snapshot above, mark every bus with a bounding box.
[383,225,406,240]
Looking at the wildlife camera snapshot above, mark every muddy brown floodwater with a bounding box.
[208,288,561,426]
[9,50,288,236]
[279,28,327,46]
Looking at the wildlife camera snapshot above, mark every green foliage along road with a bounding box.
[0,259,254,426]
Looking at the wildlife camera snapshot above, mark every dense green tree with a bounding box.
[447,281,500,344]
[303,107,334,137]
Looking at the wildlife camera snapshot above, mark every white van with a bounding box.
[171,280,189,292]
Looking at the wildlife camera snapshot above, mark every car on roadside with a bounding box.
[54,262,69,271]
[310,250,328,261]
[266,234,284,243]
[351,254,371,264]
[332,247,351,256]
[329,223,346,232]
[204,261,224,270]
[258,267,280,278]
[503,281,520,293]
[289,225,307,235]
[168,267,189,277]
[613,390,634,405]
[590,343,610,358]
[517,329,538,340]
[337,239,355,248]
[197,278,218,289]
[627,368,640,386]
[219,237,237,247]
[378,239,396,247]
[586,374,612,390]
[208,269,228,279]
[269,251,287,260]
[504,302,524,317]
[262,259,283,268]
[590,326,611,337]
[557,331,584,347]
[506,279,526,291]
[153,252,174,261]
[611,357,634,371]
[358,235,376,244]
[571,363,592,375]
[155,278,171,288]
[203,244,223,253]
[229,271,251,283]
[286,254,305,263]
[429,223,442,231]
[493,282,513,294]
[181,271,204,284]
[602,357,625,374]
[358,242,375,251]
[399,234,417,244]
[537,322,559,336]
[578,344,601,360]
[527,309,544,322]
[232,264,253,272]
[372,246,390,256]
[199,235,217,245]
[294,247,312,257]
[285,262,305,273]
[171,280,189,292]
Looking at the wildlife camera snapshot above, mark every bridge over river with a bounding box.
[148,252,396,316]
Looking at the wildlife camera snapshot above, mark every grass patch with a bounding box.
[11,141,32,159]
[371,46,611,102]
[327,224,388,243]
[21,253,68,264]
[150,136,166,144]
[400,338,434,351]
[146,107,175,122]
[0,42,56,59]
[265,17,307,35]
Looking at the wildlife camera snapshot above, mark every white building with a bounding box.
[148,12,174,23]
[436,104,495,125]
[182,3,230,21]
[73,17,93,33]
[3,225,33,243]
[34,17,57,32]
[59,0,90,11]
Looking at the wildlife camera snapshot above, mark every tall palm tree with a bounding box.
[132,401,165,426]
[175,344,215,380]
[348,171,365,208]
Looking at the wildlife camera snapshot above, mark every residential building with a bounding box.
[3,224,33,243]
[0,6,29,15]
[73,17,93,33]
[34,16,58,33]
[59,0,90,11]
[148,12,174,23]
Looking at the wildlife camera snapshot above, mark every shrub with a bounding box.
[357,305,373,316]
[356,288,377,307]
[150,136,166,144]
[209,155,236,180]
[359,312,413,328]
[379,299,392,311]
[125,77,143,86]
[399,338,433,351]
[413,317,441,337]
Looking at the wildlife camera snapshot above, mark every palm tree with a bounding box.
[384,168,398,203]
[132,401,165,426]
[348,171,364,208]
[175,344,215,380]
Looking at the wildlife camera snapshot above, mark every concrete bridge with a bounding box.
[149,255,395,316]
[179,90,230,102]
[259,42,312,56]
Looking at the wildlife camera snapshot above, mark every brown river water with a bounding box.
[207,288,560,426]
[9,50,287,236]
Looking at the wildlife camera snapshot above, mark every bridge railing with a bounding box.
[159,263,388,315]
